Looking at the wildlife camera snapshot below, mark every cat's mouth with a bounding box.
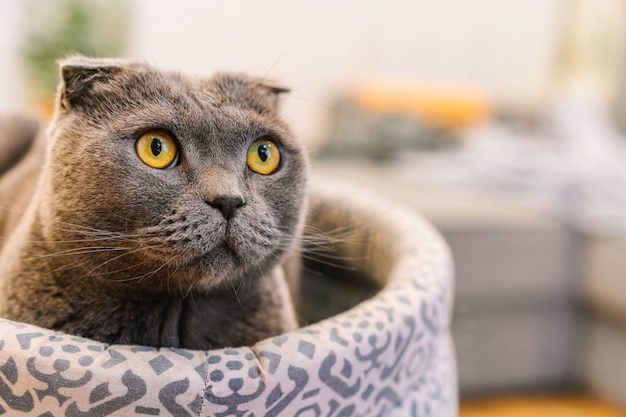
[191,235,247,269]
[177,239,249,288]
[136,214,280,286]
[216,239,245,265]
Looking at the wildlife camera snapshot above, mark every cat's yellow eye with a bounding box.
[247,139,280,175]
[135,131,178,169]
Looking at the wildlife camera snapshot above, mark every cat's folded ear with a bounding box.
[253,79,289,108]
[57,56,127,110]
[257,81,291,95]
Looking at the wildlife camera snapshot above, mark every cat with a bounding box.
[0,57,308,350]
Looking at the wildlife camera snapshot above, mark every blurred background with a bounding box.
[2,0,626,415]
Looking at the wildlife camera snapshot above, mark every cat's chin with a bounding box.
[178,241,264,289]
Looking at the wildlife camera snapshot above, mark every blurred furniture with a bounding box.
[585,237,626,406]
[315,161,624,403]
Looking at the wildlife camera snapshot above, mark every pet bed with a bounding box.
[0,178,456,416]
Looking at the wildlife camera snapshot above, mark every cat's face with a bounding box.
[42,57,308,291]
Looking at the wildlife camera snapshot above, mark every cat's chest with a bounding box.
[64,288,263,349]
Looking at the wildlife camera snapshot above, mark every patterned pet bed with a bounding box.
[0,178,456,416]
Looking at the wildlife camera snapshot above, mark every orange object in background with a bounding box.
[460,393,626,417]
[353,80,491,131]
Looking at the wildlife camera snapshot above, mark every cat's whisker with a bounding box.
[300,231,357,243]
[109,253,178,284]
[46,257,93,275]
[22,246,128,261]
[298,253,359,271]
[108,212,152,226]
[273,235,363,260]
[20,224,169,248]
[86,243,169,274]
[25,235,145,245]
[55,221,117,234]
[301,249,366,263]
[290,72,334,94]
[300,235,367,252]
[56,219,165,237]
[230,280,242,306]
[302,223,362,238]
[0,204,29,216]
[260,46,302,85]
[185,281,197,298]
[179,265,198,298]
[184,277,200,309]
[86,257,156,277]
[281,95,333,111]
[56,227,163,243]
[300,223,359,236]
[142,254,179,283]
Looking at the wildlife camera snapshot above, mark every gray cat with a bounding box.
[0,57,308,349]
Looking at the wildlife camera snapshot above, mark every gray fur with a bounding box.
[0,57,308,349]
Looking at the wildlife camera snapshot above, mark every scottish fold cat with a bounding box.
[0,57,308,349]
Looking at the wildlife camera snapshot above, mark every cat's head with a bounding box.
[42,56,308,291]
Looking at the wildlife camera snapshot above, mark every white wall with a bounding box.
[125,0,567,142]
[1,1,568,142]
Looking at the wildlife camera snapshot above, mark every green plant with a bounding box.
[22,0,127,95]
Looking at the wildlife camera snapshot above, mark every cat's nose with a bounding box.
[207,196,245,220]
